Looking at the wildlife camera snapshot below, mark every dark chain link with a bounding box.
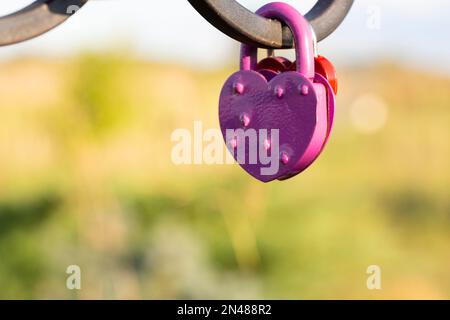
[0,0,88,46]
[188,0,354,48]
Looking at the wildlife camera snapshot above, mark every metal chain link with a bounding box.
[188,0,354,48]
[0,0,88,46]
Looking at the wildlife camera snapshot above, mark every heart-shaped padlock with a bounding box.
[219,2,336,182]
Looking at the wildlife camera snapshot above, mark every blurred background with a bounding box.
[0,0,449,299]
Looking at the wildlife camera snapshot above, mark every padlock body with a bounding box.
[285,81,328,178]
[219,70,333,182]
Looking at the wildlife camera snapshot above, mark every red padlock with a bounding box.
[257,56,292,71]
[314,55,338,95]
[290,55,338,95]
[256,56,292,81]
[257,55,337,95]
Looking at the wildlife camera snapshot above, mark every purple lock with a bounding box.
[219,2,335,182]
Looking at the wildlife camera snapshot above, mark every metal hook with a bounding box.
[188,0,354,48]
[0,0,88,46]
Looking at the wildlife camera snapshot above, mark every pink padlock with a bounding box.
[219,2,335,182]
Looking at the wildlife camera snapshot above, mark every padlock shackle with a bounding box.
[240,2,315,80]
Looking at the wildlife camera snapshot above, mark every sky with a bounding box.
[1,0,450,74]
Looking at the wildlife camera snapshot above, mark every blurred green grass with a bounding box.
[0,53,449,299]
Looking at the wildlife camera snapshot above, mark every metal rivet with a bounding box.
[300,85,309,96]
[264,139,271,150]
[280,152,289,165]
[240,113,251,127]
[229,138,238,149]
[274,85,284,98]
[233,82,244,94]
